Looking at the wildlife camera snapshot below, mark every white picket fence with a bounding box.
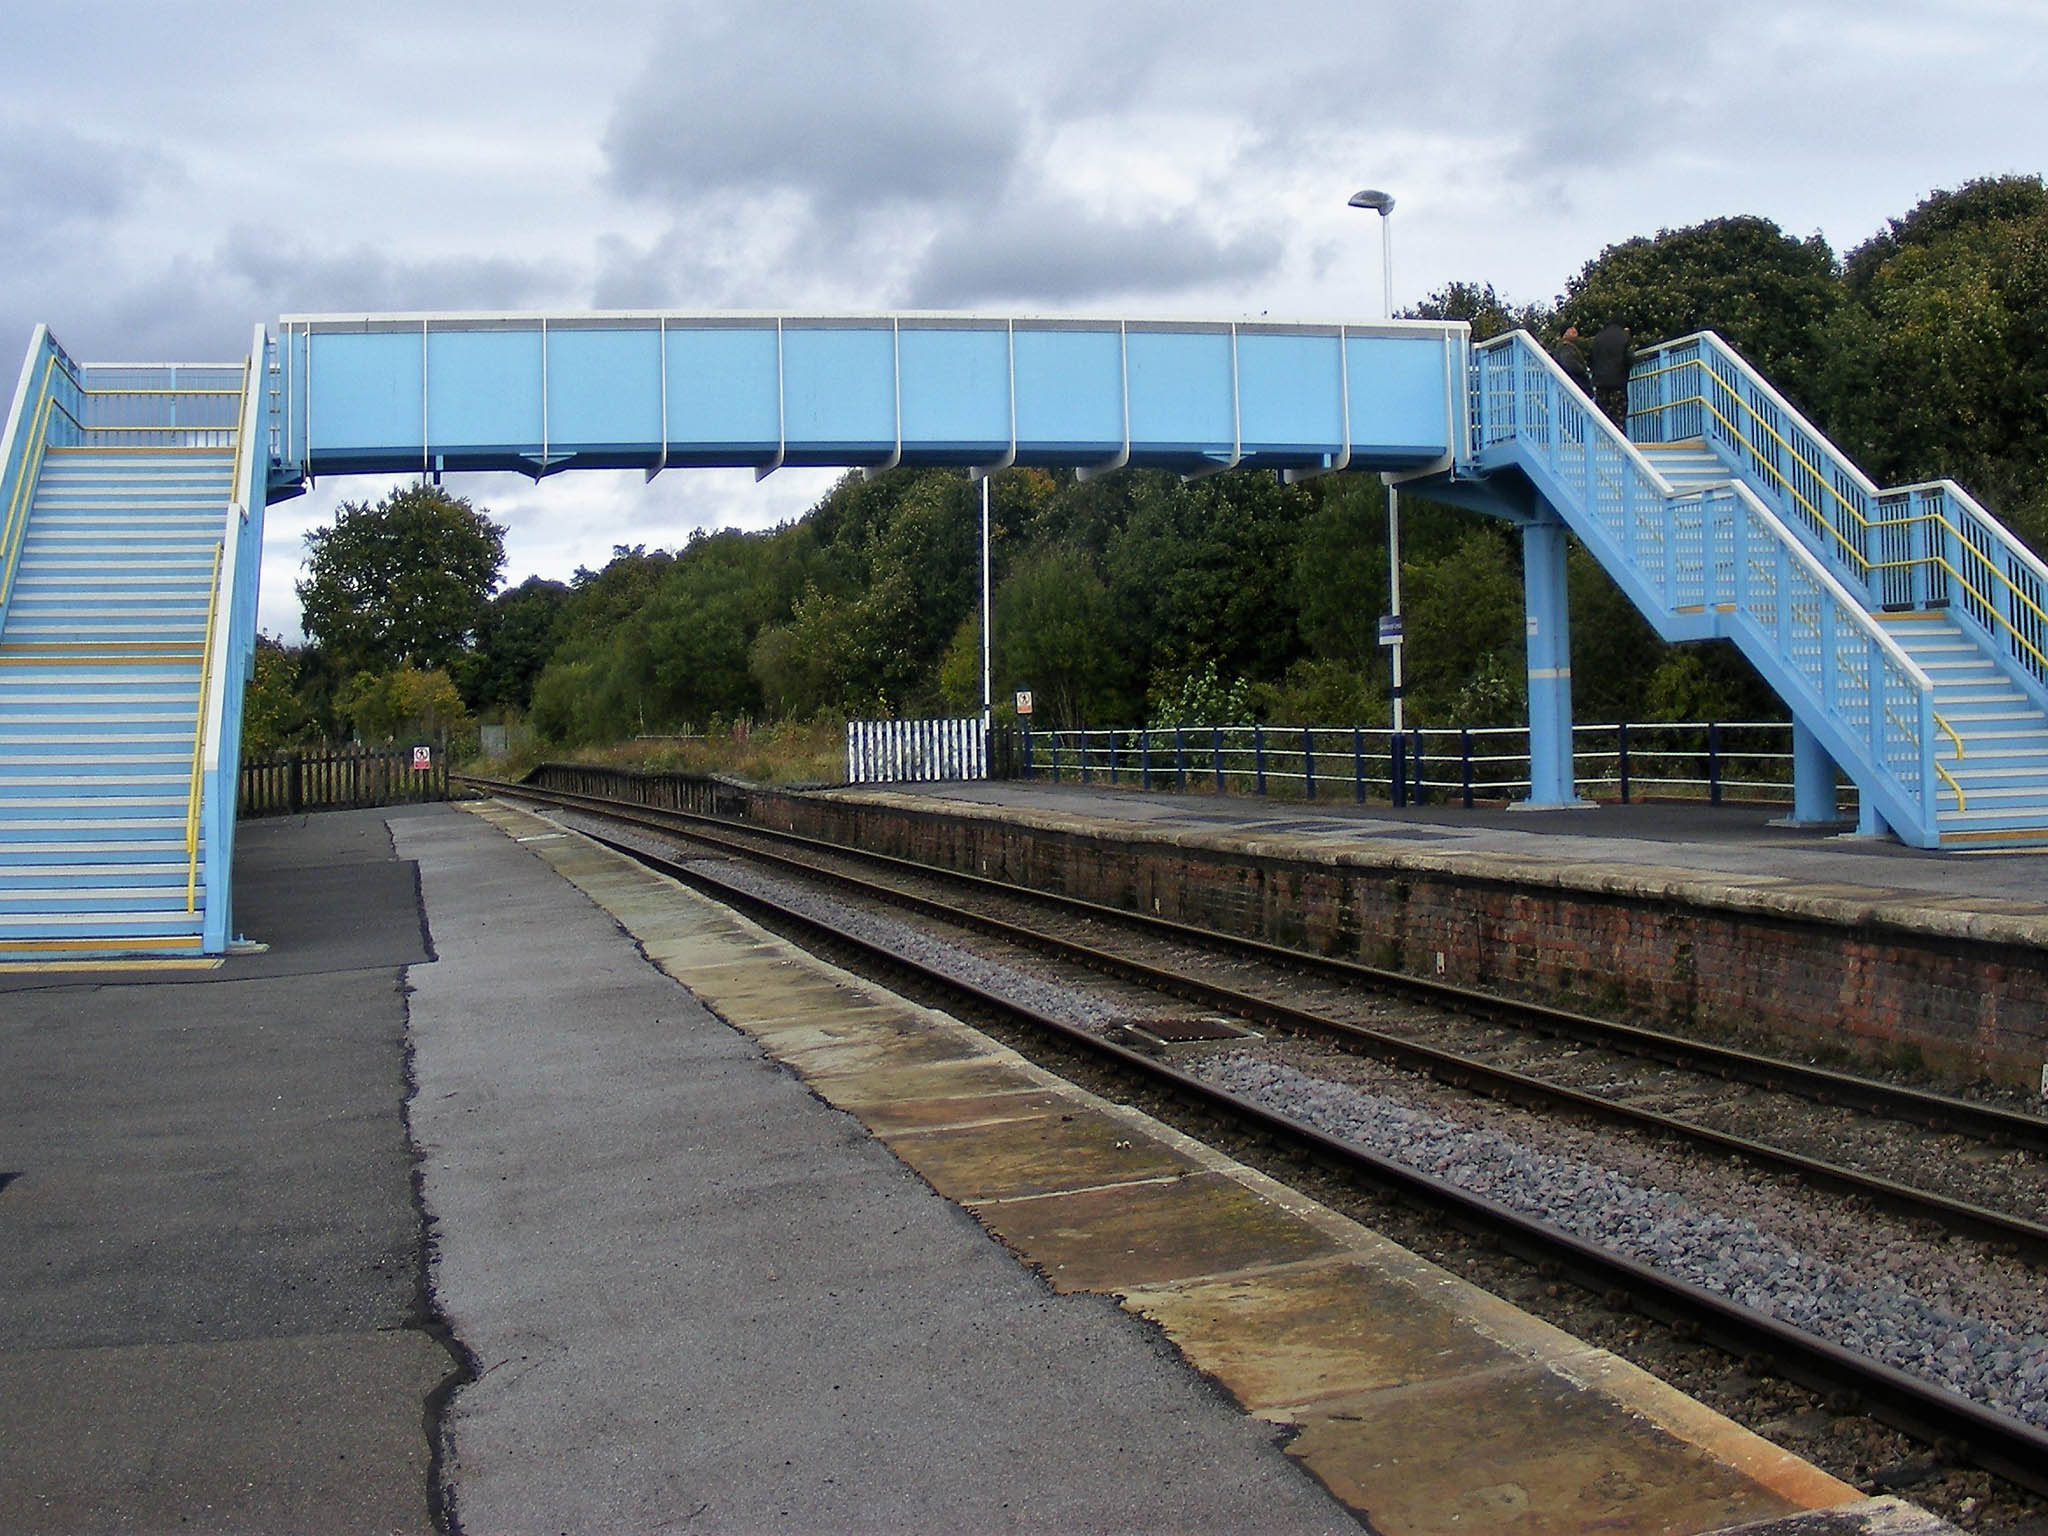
[846,718,987,783]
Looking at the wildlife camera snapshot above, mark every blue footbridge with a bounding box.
[5,308,2047,958]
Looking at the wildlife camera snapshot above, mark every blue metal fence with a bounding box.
[1019,720,1807,809]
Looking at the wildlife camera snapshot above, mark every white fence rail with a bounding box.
[847,718,988,784]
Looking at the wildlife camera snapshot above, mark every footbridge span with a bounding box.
[6,307,2047,957]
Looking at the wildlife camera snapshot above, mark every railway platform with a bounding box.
[0,797,1966,1533]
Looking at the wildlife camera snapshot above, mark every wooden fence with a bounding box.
[240,745,452,817]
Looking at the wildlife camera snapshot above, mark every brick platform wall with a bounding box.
[748,788,2048,1089]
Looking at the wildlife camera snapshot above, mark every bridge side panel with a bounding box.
[549,329,662,453]
[665,328,781,465]
[782,326,895,464]
[307,331,423,463]
[1238,333,1342,460]
[1013,329,1123,462]
[899,328,1010,462]
[1348,334,1451,462]
[1127,331,1233,460]
[427,328,543,458]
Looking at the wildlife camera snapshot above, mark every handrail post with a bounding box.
[1707,721,1722,806]
[1460,727,1474,808]
[1391,732,1407,808]
[1303,726,1316,802]
[1617,722,1632,804]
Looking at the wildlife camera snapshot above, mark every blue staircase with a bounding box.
[1464,329,2048,848]
[0,328,264,961]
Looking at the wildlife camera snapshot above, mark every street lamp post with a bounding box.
[1350,189,1404,738]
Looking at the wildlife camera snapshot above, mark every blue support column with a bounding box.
[1519,513,1589,810]
[1777,719,1844,827]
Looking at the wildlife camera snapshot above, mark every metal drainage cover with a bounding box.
[1117,1017,1255,1045]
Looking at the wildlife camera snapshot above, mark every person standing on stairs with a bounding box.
[1589,320,1633,430]
[1551,325,1593,395]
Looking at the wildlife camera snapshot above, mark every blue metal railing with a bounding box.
[1878,479,2048,701]
[1629,332,2048,703]
[1470,329,1942,845]
[1630,333,1881,596]
[0,327,87,639]
[196,326,273,951]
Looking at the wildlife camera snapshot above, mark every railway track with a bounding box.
[461,776,2048,1223]
[461,776,2048,1500]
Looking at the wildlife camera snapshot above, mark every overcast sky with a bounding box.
[3,0,2041,641]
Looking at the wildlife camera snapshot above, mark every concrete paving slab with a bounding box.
[399,804,1356,1534]
[1284,1358,1799,1536]
[1123,1257,1510,1411]
[972,1170,1351,1292]
[885,1105,1201,1200]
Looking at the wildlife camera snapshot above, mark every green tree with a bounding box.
[461,576,571,714]
[994,544,1131,729]
[1397,524,1526,724]
[298,485,506,675]
[239,636,319,753]
[336,665,472,744]
[1557,215,1841,411]
[1104,470,1313,690]
[1824,175,2048,546]
[1409,280,1548,342]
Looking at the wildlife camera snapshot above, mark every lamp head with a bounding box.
[1349,188,1395,215]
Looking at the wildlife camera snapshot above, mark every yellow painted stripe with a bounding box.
[0,955,222,973]
[0,935,205,957]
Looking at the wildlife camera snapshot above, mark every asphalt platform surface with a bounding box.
[0,807,446,1534]
[0,804,1355,1534]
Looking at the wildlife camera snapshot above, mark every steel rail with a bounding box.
[462,773,2048,1153]
[536,805,2048,1500]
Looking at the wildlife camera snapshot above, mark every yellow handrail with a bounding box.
[1,355,63,615]
[1934,759,1966,814]
[1935,712,1965,762]
[185,538,226,913]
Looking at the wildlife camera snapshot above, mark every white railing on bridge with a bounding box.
[847,718,988,784]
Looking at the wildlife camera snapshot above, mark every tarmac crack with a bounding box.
[400,967,478,1536]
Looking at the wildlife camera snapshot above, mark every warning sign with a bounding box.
[412,745,433,772]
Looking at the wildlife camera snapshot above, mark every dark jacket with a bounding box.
[1551,336,1591,391]
[1589,323,1633,390]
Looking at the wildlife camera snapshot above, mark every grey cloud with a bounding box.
[4,232,574,368]
[604,0,1029,214]
[906,198,1285,309]
[219,231,573,317]
[0,119,174,250]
